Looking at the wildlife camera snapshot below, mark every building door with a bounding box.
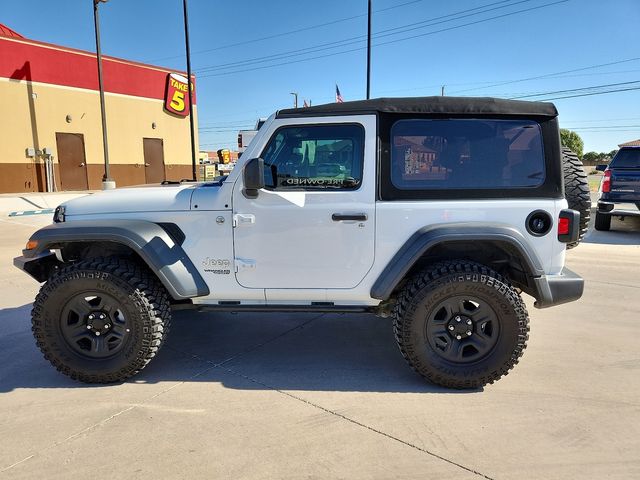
[56,133,88,191]
[143,138,166,183]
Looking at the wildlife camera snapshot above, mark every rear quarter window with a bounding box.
[390,119,545,190]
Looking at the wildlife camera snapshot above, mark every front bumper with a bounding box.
[533,267,584,309]
[13,251,61,283]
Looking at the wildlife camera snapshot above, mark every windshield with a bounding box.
[611,148,640,168]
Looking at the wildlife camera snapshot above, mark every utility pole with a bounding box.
[182,0,197,181]
[93,0,115,189]
[366,0,372,99]
[290,92,298,108]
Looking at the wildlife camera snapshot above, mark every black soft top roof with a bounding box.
[277,96,558,118]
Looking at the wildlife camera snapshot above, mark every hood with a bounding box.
[62,183,197,217]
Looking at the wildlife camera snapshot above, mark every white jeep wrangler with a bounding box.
[14,97,589,389]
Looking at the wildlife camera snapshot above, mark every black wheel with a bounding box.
[31,257,171,383]
[594,211,611,231]
[562,147,591,249]
[393,260,529,389]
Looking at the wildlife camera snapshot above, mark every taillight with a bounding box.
[558,209,579,243]
[558,217,570,235]
[601,170,611,193]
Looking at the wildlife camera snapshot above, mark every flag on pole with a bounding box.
[335,84,344,103]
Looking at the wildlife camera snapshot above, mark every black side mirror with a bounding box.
[595,164,607,172]
[243,158,265,198]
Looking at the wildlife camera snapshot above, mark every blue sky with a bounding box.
[4,0,639,152]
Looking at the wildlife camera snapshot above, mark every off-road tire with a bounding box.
[594,211,611,231]
[31,256,171,383]
[393,260,529,389]
[562,147,591,248]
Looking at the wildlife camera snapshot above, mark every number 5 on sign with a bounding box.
[164,73,192,117]
[170,91,185,112]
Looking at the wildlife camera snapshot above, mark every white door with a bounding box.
[232,116,376,291]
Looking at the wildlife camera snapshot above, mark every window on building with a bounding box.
[260,124,364,190]
[390,119,545,190]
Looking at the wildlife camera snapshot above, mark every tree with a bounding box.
[608,149,618,158]
[560,129,584,159]
[583,151,599,163]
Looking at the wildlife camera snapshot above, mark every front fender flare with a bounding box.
[17,219,209,300]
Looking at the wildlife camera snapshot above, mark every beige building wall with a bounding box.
[0,77,198,192]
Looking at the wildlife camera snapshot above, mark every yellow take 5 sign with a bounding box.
[164,73,191,116]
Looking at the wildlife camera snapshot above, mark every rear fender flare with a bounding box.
[370,223,544,300]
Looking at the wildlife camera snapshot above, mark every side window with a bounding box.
[260,124,364,190]
[390,119,545,190]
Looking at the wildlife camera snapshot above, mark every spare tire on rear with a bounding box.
[561,147,591,249]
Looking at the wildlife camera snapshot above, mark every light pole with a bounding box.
[290,92,298,108]
[366,0,372,99]
[93,0,115,189]
[182,0,197,181]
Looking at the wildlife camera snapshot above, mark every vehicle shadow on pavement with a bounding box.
[583,214,640,246]
[0,306,472,394]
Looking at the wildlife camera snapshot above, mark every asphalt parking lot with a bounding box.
[0,211,638,480]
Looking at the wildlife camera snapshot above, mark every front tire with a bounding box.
[393,261,529,389]
[31,257,171,383]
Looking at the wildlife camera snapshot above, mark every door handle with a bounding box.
[233,214,256,227]
[144,163,150,167]
[79,162,85,167]
[332,213,368,221]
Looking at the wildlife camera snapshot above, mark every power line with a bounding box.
[199,86,640,146]
[563,125,640,129]
[377,68,640,96]
[198,0,568,78]
[199,119,255,125]
[560,116,640,124]
[195,0,527,73]
[450,57,640,94]
[198,83,640,139]
[148,0,427,63]
[564,128,640,133]
[509,80,640,99]
[198,129,252,133]
[538,85,640,101]
[198,123,255,129]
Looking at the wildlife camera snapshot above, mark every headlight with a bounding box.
[53,205,65,223]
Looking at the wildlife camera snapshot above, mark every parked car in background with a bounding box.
[595,146,640,231]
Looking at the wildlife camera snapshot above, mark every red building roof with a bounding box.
[0,23,24,38]
[619,139,640,147]
[0,23,195,104]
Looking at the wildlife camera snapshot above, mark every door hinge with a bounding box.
[233,214,256,228]
[234,258,256,273]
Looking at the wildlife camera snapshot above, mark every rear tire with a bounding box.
[594,212,611,231]
[562,148,591,249]
[31,257,171,383]
[393,260,529,389]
